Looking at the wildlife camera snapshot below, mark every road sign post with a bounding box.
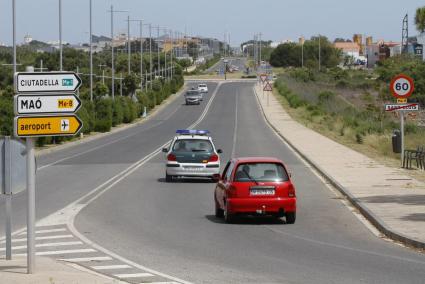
[263,81,273,106]
[13,70,82,273]
[389,74,415,167]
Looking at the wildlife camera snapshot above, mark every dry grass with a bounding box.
[273,91,425,182]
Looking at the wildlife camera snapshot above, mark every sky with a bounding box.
[0,0,424,46]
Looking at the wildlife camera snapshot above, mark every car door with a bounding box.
[216,161,234,208]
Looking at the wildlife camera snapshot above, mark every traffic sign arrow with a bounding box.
[14,94,82,115]
[14,115,83,137]
[15,72,82,93]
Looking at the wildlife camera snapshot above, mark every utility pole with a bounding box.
[109,5,128,100]
[59,0,63,71]
[89,0,93,101]
[12,0,16,77]
[155,26,160,78]
[260,33,263,64]
[318,34,321,72]
[149,24,153,89]
[99,64,106,84]
[127,15,131,74]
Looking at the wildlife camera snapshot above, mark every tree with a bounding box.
[123,73,138,96]
[415,7,425,33]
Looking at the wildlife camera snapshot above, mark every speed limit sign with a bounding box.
[390,74,414,99]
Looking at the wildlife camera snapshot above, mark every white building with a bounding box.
[417,32,425,61]
[24,34,33,44]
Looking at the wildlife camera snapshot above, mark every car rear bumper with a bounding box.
[166,163,220,177]
[226,197,296,214]
[185,98,201,104]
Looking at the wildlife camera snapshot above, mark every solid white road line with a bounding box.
[18,228,68,235]
[114,273,154,278]
[0,241,83,251]
[147,282,181,284]
[91,264,131,270]
[13,248,96,256]
[0,234,74,243]
[60,256,112,262]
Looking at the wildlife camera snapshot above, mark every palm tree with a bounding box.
[415,7,425,33]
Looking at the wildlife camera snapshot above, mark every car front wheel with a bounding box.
[286,212,296,224]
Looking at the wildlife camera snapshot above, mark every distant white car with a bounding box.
[197,83,208,93]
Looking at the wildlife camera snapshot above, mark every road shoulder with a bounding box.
[254,83,425,250]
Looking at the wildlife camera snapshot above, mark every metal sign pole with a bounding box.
[400,110,405,167]
[5,136,12,260]
[26,137,35,274]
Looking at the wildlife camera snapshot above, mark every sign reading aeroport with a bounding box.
[14,115,83,137]
[15,72,82,93]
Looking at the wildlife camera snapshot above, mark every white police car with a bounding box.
[162,130,222,182]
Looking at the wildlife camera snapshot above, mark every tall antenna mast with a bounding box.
[402,13,409,54]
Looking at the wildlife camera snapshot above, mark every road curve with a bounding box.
[74,82,425,284]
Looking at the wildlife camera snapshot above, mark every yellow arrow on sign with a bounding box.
[14,115,83,137]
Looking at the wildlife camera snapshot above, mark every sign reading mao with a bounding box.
[15,72,82,93]
[14,94,82,115]
[14,115,83,137]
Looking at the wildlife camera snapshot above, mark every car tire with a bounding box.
[165,173,173,183]
[215,200,224,218]
[286,212,296,224]
[224,202,234,224]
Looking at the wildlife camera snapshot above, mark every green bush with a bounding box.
[112,98,124,126]
[95,98,112,132]
[0,96,13,136]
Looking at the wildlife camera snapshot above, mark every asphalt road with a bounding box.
[0,82,217,237]
[69,82,425,283]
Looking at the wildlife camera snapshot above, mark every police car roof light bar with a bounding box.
[176,129,210,136]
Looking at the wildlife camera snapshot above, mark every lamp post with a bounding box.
[89,0,93,101]
[129,19,144,89]
[59,0,63,71]
[108,5,128,100]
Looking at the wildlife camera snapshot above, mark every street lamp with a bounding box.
[129,19,144,89]
[89,0,93,101]
[108,5,128,100]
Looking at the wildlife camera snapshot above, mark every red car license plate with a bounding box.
[250,189,275,195]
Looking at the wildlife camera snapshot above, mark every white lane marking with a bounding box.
[0,234,74,243]
[148,282,181,284]
[60,256,112,262]
[114,273,154,278]
[19,228,67,235]
[0,241,83,251]
[37,120,164,171]
[91,264,131,270]
[12,248,96,256]
[231,90,239,158]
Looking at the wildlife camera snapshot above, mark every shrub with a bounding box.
[112,98,124,126]
[94,98,112,132]
[0,96,13,136]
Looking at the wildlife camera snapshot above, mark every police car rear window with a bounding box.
[173,139,213,153]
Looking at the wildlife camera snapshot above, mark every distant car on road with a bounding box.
[197,83,208,94]
[185,89,202,105]
[163,130,223,182]
[214,157,296,224]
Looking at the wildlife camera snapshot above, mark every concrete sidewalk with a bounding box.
[0,256,125,284]
[254,84,425,249]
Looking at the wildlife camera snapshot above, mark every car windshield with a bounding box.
[172,139,213,153]
[186,90,200,96]
[234,163,288,182]
[198,84,207,88]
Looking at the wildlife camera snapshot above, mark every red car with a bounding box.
[214,157,296,224]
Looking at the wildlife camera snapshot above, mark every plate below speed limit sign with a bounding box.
[390,74,414,99]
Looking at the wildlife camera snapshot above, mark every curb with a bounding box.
[35,84,187,158]
[253,86,425,250]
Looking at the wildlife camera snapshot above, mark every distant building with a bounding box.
[334,42,361,58]
[24,34,33,44]
[416,33,425,61]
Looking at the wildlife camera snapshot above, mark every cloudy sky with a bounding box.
[0,0,424,45]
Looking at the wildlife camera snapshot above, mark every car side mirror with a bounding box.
[162,148,168,153]
[289,171,292,178]
[217,149,223,154]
